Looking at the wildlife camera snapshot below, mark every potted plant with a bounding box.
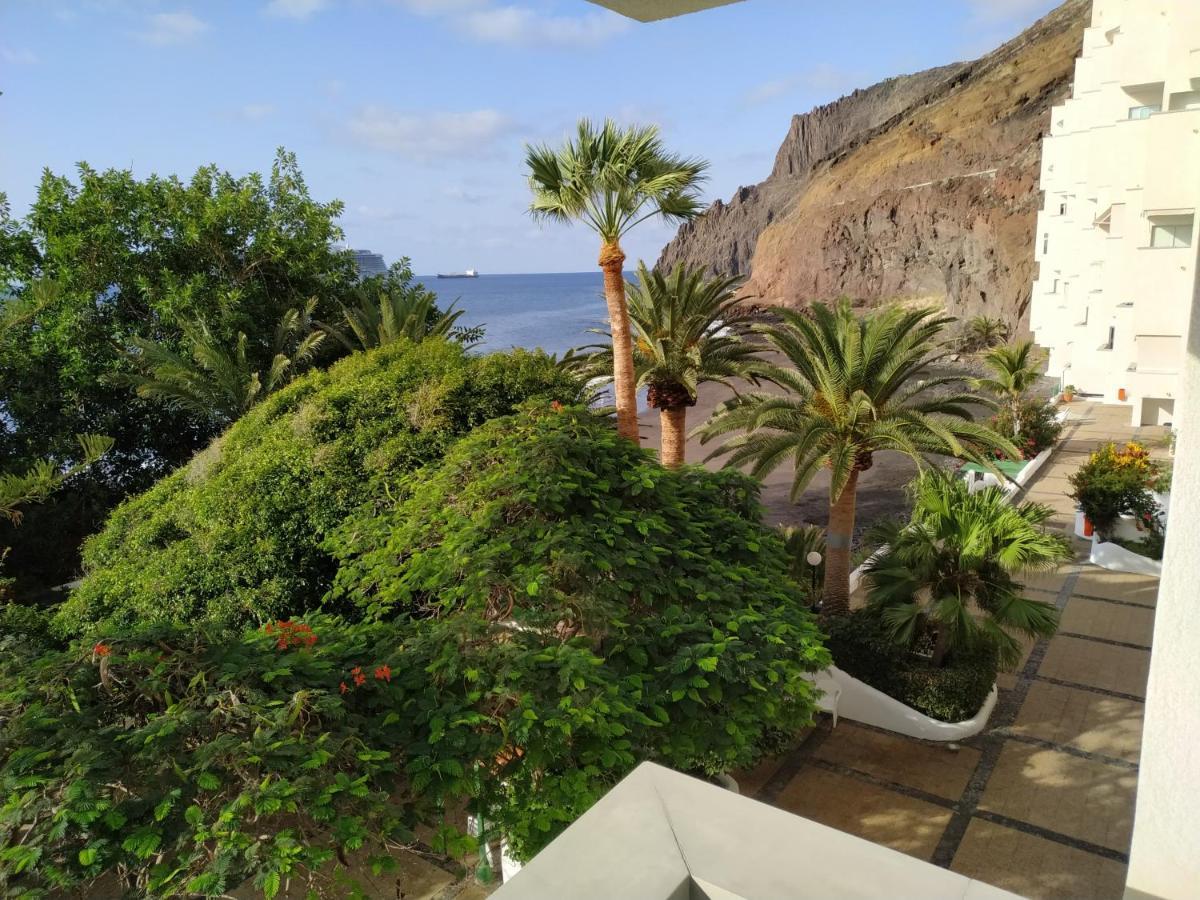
[1061,384,1076,403]
[1069,442,1161,541]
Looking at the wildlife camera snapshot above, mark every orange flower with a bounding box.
[92,643,112,658]
[339,681,349,694]
[374,664,392,682]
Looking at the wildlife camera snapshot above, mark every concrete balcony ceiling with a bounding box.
[585,0,744,21]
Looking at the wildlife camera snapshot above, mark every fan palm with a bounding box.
[320,264,481,352]
[525,119,708,443]
[562,263,762,466]
[973,340,1043,438]
[125,298,325,425]
[699,300,1017,616]
[864,471,1068,668]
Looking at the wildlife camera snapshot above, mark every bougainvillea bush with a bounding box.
[1,405,829,895]
[56,340,582,636]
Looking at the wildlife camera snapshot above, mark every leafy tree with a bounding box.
[1,434,113,526]
[58,341,583,636]
[563,263,761,466]
[700,301,1016,616]
[124,299,326,427]
[320,260,483,352]
[864,471,1067,668]
[973,340,1044,439]
[525,120,707,443]
[0,150,356,587]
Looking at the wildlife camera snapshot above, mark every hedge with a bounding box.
[824,610,997,722]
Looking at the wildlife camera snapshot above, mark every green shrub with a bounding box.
[328,405,830,856]
[990,396,1063,460]
[57,341,582,636]
[1069,442,1161,539]
[825,610,998,722]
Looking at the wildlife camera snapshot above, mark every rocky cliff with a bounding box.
[657,0,1090,332]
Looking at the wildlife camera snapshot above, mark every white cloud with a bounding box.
[134,11,210,45]
[265,0,328,20]
[234,103,276,121]
[1,47,39,65]
[396,0,487,13]
[455,5,629,46]
[346,107,517,161]
[742,64,864,107]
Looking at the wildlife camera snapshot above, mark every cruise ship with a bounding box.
[436,268,479,279]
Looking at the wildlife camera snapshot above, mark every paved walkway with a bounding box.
[736,403,1167,899]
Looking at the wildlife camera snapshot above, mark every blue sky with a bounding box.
[1,0,1060,274]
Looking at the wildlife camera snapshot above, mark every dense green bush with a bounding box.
[1069,442,1162,539]
[2,406,830,894]
[824,610,997,722]
[990,396,1063,460]
[328,405,830,855]
[58,341,582,636]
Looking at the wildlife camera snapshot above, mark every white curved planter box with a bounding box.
[808,666,997,742]
[1090,538,1162,576]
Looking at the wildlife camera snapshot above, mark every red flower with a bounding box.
[266,620,318,650]
[92,643,112,658]
[351,666,367,687]
[339,681,349,694]
[550,401,563,412]
[374,664,392,682]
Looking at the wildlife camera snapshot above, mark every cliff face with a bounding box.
[657,0,1090,332]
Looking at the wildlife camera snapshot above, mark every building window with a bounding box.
[1106,326,1115,350]
[1059,202,1067,216]
[1043,233,1049,253]
[1051,278,1059,294]
[1128,104,1160,120]
[1150,222,1194,248]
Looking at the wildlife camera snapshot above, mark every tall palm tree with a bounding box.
[699,301,1017,616]
[525,120,708,443]
[562,263,762,466]
[319,264,482,352]
[125,299,325,426]
[864,471,1068,668]
[973,340,1043,438]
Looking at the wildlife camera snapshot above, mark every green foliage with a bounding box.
[0,151,357,587]
[58,341,582,636]
[0,435,112,526]
[824,610,998,722]
[989,396,1063,460]
[563,262,761,410]
[700,301,1015,503]
[1069,442,1162,539]
[328,405,830,855]
[123,298,327,427]
[962,315,1010,352]
[320,260,483,353]
[524,120,707,245]
[864,472,1067,669]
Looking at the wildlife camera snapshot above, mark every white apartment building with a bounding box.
[1030,0,1200,427]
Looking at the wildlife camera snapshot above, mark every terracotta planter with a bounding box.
[1083,517,1094,537]
[1118,388,1128,401]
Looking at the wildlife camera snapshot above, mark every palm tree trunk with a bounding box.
[931,625,952,668]
[822,470,860,617]
[660,406,687,467]
[599,241,639,443]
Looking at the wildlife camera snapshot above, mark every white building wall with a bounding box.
[1030,0,1200,426]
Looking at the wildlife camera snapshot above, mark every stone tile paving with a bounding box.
[737,404,1160,899]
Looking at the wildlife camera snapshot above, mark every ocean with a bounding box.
[417,271,613,357]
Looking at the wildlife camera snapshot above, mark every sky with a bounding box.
[1,0,1062,274]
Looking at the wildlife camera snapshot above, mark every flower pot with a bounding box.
[1062,391,1074,403]
[1118,388,1128,401]
[1083,517,1094,538]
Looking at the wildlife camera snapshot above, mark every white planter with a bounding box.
[806,666,997,742]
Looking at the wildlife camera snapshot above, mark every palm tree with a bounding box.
[864,471,1068,668]
[562,263,762,466]
[125,299,325,425]
[973,340,1043,438]
[1,434,113,526]
[963,315,1010,352]
[320,262,482,352]
[525,120,708,443]
[780,524,827,599]
[699,301,1017,616]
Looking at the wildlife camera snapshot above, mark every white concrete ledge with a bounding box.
[495,762,1020,898]
[1089,538,1163,576]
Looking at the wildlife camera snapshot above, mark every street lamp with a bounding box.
[806,550,823,609]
